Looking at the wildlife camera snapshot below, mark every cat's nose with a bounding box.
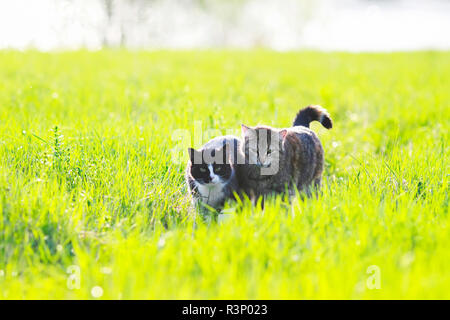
[211,176,220,183]
[258,156,269,165]
[257,157,271,168]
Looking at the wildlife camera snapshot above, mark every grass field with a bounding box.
[0,50,448,299]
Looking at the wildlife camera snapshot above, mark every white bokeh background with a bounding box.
[0,0,449,51]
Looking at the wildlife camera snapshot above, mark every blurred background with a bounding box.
[0,0,449,51]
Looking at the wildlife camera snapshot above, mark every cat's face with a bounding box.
[188,146,233,185]
[241,125,286,177]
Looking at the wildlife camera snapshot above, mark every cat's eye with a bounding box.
[215,166,222,172]
[199,167,207,173]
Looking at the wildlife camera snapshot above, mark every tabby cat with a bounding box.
[237,105,332,200]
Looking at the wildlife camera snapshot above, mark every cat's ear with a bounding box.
[280,130,288,151]
[187,148,195,161]
[241,124,250,135]
[188,148,200,162]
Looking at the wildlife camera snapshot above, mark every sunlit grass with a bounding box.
[0,50,448,299]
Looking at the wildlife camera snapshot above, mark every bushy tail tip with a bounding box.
[293,105,333,129]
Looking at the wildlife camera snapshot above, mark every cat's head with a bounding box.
[241,124,286,176]
[187,144,233,185]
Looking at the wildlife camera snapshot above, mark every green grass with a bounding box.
[0,50,448,299]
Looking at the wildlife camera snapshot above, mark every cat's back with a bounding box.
[288,125,317,136]
[283,125,324,179]
[285,125,325,188]
[202,136,241,164]
[201,135,240,150]
[286,125,322,149]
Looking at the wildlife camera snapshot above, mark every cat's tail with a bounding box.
[292,105,333,129]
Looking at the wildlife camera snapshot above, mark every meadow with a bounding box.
[0,50,448,299]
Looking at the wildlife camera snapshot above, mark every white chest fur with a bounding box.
[194,181,226,207]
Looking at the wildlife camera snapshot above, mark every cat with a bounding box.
[236,105,333,200]
[185,135,240,211]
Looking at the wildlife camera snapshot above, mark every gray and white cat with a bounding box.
[185,136,240,210]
